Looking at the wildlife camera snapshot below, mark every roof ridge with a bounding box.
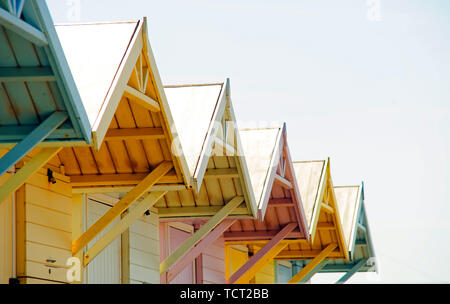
[55,20,139,26]
[164,83,224,88]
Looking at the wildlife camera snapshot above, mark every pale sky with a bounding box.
[47,0,450,283]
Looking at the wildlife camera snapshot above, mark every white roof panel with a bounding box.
[56,22,138,127]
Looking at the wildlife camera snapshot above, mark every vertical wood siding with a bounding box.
[86,198,121,284]
[202,236,225,284]
[129,209,160,284]
[168,226,194,284]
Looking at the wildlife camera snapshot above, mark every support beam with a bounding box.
[204,168,239,179]
[321,203,334,214]
[166,219,236,283]
[288,243,337,284]
[160,196,244,274]
[158,204,249,218]
[72,184,186,194]
[213,137,236,156]
[274,174,293,190]
[223,230,303,241]
[277,248,341,259]
[104,127,165,141]
[357,223,367,233]
[336,259,368,284]
[267,198,294,208]
[72,161,173,255]
[124,85,160,112]
[0,7,48,46]
[227,223,297,284]
[70,171,177,186]
[0,111,68,176]
[0,147,61,204]
[296,260,328,283]
[0,67,55,82]
[317,222,335,230]
[83,191,166,266]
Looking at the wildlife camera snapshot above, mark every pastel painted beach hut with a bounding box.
[223,125,309,284]
[276,160,349,283]
[158,81,257,284]
[0,0,92,284]
[299,183,376,283]
[52,19,192,284]
[0,0,91,201]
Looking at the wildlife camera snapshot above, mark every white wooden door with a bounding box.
[86,198,121,284]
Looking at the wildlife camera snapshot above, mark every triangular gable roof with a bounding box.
[334,183,376,262]
[55,19,190,188]
[161,80,257,218]
[164,83,223,185]
[223,124,309,242]
[0,0,91,146]
[290,160,349,261]
[315,183,376,273]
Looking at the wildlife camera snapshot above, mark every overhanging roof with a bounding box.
[0,0,91,147]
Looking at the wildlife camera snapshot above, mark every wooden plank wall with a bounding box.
[18,170,72,284]
[0,174,13,283]
[129,209,160,284]
[202,236,226,284]
[255,261,275,284]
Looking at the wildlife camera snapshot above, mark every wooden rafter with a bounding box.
[0,147,61,205]
[83,191,167,266]
[104,127,165,141]
[273,174,293,190]
[124,85,160,112]
[72,161,173,255]
[0,111,68,176]
[288,243,337,283]
[160,196,244,274]
[227,223,297,284]
[166,219,236,283]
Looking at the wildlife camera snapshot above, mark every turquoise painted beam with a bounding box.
[297,260,328,283]
[336,258,368,284]
[0,7,48,46]
[0,111,67,175]
[0,67,55,82]
[0,125,75,141]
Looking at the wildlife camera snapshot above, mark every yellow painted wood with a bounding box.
[233,243,287,284]
[321,203,335,214]
[288,243,337,284]
[160,196,244,274]
[71,194,84,284]
[203,168,239,179]
[105,127,165,141]
[72,161,173,255]
[121,210,130,284]
[0,148,61,204]
[83,191,166,266]
[124,85,160,112]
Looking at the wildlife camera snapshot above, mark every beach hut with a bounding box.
[0,0,91,283]
[288,183,376,283]
[158,81,257,284]
[223,125,309,284]
[274,160,349,283]
[50,19,192,284]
